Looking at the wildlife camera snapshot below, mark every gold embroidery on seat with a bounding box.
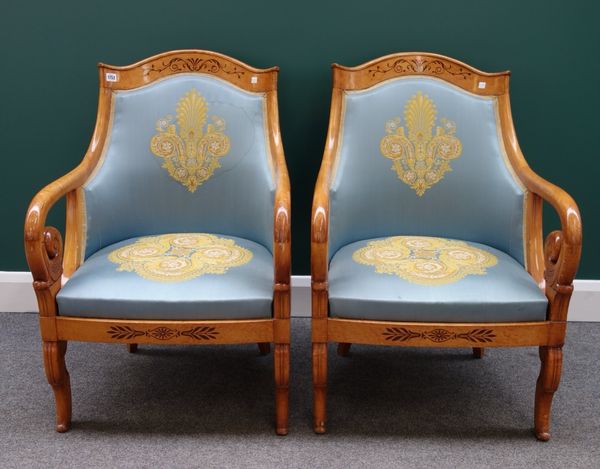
[352,236,497,285]
[380,92,462,195]
[108,234,252,282]
[150,89,230,192]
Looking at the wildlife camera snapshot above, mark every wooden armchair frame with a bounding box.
[24,50,291,435]
[311,53,582,440]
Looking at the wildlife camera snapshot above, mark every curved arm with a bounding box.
[24,167,90,288]
[266,90,291,323]
[520,167,582,295]
[311,88,345,325]
[311,87,344,285]
[498,93,582,319]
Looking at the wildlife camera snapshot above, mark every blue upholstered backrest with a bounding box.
[83,74,275,259]
[329,77,526,265]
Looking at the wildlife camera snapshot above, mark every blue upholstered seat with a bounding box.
[328,236,548,323]
[57,234,273,320]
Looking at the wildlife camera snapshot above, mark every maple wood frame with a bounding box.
[24,50,291,435]
[311,52,582,441]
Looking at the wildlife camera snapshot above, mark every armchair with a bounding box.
[311,53,581,440]
[24,50,291,435]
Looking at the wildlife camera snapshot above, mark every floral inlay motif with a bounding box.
[380,92,462,196]
[107,325,219,341]
[352,236,497,285]
[150,89,230,192]
[108,234,252,282]
[368,57,472,79]
[382,327,496,343]
[145,57,245,78]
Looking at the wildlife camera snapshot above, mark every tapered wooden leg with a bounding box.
[127,343,138,353]
[472,347,485,359]
[42,341,72,433]
[534,345,563,441]
[313,342,327,433]
[258,342,271,355]
[274,343,289,435]
[337,342,352,357]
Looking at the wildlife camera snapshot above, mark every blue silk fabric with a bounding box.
[83,74,275,259]
[328,237,548,322]
[329,77,526,265]
[57,235,273,320]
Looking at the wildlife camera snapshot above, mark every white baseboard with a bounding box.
[0,272,39,313]
[566,280,599,322]
[0,272,597,321]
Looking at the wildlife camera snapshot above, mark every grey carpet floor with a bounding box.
[1,313,599,468]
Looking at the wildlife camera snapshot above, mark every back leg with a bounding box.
[337,343,352,357]
[274,344,289,435]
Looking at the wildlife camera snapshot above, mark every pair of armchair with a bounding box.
[25,50,581,440]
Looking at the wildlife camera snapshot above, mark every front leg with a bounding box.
[534,345,563,441]
[313,342,327,433]
[274,343,289,435]
[42,341,72,432]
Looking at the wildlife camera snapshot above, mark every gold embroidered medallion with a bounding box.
[380,92,462,196]
[352,236,497,285]
[108,233,252,282]
[150,89,230,192]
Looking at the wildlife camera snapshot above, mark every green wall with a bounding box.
[1,0,598,277]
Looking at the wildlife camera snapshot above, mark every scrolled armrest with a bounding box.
[27,226,64,290]
[311,191,329,246]
[544,230,579,295]
[311,186,330,285]
[273,189,291,287]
